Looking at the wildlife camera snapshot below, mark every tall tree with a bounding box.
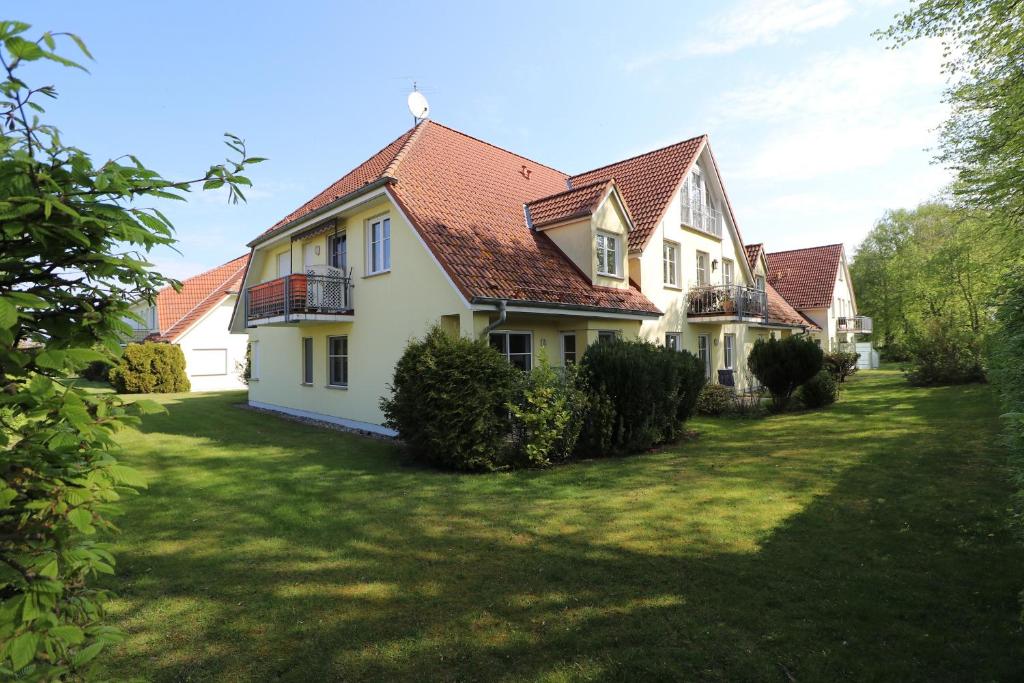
[0,22,261,678]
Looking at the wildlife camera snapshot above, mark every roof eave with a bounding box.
[472,296,661,320]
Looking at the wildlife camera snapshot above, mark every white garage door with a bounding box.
[190,348,227,376]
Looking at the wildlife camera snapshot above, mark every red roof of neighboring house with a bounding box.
[525,179,613,229]
[155,254,249,341]
[256,121,660,316]
[569,136,705,251]
[765,244,844,310]
[744,243,763,270]
[765,283,820,330]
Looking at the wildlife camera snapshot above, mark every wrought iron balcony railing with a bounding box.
[687,284,767,320]
[245,271,353,324]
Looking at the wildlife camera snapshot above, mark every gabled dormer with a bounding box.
[524,179,635,290]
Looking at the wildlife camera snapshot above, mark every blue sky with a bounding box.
[22,1,948,278]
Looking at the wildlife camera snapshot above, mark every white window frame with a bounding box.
[301,337,313,385]
[329,232,348,270]
[595,232,619,277]
[560,332,577,366]
[366,215,391,276]
[724,334,735,370]
[249,340,260,381]
[665,332,681,351]
[489,331,533,371]
[696,251,709,286]
[722,258,734,286]
[663,240,680,288]
[755,275,766,291]
[597,330,619,344]
[697,334,711,379]
[327,335,349,388]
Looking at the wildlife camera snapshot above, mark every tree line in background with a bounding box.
[872,0,1024,614]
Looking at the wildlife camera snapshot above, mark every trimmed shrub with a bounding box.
[577,339,704,455]
[824,351,860,383]
[508,356,588,467]
[82,358,114,382]
[381,326,518,471]
[697,384,733,416]
[108,342,190,393]
[798,369,838,408]
[905,320,985,386]
[747,336,823,411]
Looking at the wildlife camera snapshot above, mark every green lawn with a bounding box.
[94,369,1024,681]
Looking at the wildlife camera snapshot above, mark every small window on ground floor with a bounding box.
[697,334,710,379]
[301,337,313,385]
[327,335,348,387]
[724,333,735,369]
[597,330,619,344]
[490,331,532,371]
[665,332,681,351]
[560,332,577,365]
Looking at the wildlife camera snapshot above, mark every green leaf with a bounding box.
[67,508,94,534]
[132,399,164,415]
[107,465,147,488]
[49,625,84,645]
[34,349,66,370]
[0,297,16,328]
[8,631,38,670]
[71,641,104,667]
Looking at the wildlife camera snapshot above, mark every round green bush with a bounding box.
[108,341,190,393]
[696,384,733,416]
[798,369,838,408]
[747,336,823,411]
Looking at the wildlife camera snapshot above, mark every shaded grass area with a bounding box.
[96,369,1024,681]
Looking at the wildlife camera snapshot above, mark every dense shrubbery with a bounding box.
[747,336,823,411]
[799,370,839,408]
[82,358,114,383]
[824,352,859,384]
[578,339,705,455]
[382,331,705,469]
[696,384,734,416]
[905,320,985,386]
[108,342,190,393]
[381,327,518,471]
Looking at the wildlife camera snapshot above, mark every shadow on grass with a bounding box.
[98,372,1024,681]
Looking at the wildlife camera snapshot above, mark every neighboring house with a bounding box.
[128,254,250,391]
[228,121,831,434]
[763,244,872,352]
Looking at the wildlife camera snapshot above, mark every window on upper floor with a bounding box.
[276,250,290,277]
[663,240,680,287]
[722,258,734,285]
[755,275,766,292]
[596,232,619,277]
[696,251,709,286]
[366,215,391,275]
[329,232,347,270]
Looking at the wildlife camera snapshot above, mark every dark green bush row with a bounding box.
[905,320,986,386]
[381,329,705,471]
[108,342,190,393]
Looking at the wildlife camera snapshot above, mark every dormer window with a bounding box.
[596,232,619,277]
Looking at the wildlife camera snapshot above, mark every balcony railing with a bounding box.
[245,271,353,324]
[688,284,767,320]
[680,197,723,238]
[837,315,873,334]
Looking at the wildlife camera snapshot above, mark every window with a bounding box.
[191,349,227,376]
[367,216,391,275]
[724,334,735,369]
[489,332,532,371]
[596,232,619,277]
[697,334,711,378]
[561,332,577,366]
[327,335,348,387]
[722,258,734,285]
[249,341,260,380]
[665,332,681,351]
[301,337,313,385]
[663,240,680,287]
[277,251,290,277]
[696,251,709,286]
[838,265,844,281]
[755,275,765,291]
[598,330,619,344]
[329,232,347,270]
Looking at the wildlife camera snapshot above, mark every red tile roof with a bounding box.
[258,121,660,316]
[569,136,705,251]
[765,283,820,330]
[765,244,844,310]
[744,243,763,270]
[525,179,612,229]
[155,254,249,341]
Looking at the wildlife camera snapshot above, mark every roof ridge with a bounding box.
[159,256,248,339]
[426,120,568,177]
[571,134,706,179]
[766,243,844,256]
[526,178,611,205]
[159,253,249,295]
[382,120,429,179]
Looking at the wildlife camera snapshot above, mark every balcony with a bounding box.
[245,270,353,326]
[688,284,767,322]
[837,315,873,334]
[680,197,723,238]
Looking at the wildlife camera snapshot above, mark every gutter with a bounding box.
[480,299,508,339]
[247,177,394,248]
[472,297,661,320]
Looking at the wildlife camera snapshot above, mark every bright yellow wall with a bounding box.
[541,192,632,289]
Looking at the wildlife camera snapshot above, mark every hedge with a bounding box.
[108,342,190,393]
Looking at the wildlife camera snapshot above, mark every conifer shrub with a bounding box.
[798,369,838,408]
[108,342,190,393]
[508,357,588,467]
[747,336,823,411]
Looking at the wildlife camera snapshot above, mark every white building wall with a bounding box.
[176,297,249,391]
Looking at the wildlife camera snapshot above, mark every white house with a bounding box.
[127,254,250,391]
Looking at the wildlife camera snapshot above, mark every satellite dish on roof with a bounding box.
[407,84,430,122]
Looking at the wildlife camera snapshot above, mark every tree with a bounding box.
[0,22,261,678]
[747,336,823,411]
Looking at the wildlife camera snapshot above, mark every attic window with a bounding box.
[596,232,619,277]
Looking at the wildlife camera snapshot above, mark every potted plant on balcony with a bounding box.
[721,292,736,313]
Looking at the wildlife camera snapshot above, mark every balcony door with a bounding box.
[277,251,290,277]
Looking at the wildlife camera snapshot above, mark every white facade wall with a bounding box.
[176,297,249,391]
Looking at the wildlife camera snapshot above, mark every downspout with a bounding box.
[480,299,507,339]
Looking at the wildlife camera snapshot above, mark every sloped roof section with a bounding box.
[765,244,843,310]
[156,254,249,342]
[525,179,612,229]
[744,243,763,270]
[765,283,820,330]
[569,136,705,251]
